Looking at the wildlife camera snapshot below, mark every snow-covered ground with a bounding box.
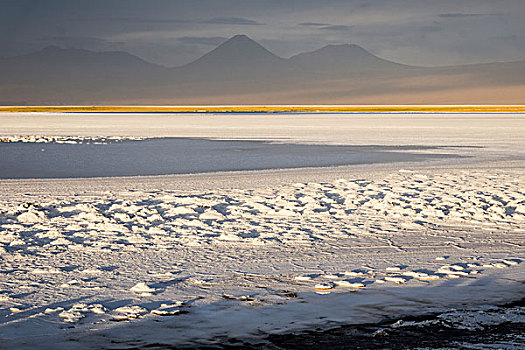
[0,113,524,348]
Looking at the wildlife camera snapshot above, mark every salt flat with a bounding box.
[1,113,524,150]
[0,113,524,348]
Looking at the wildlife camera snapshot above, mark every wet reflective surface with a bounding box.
[258,300,525,349]
[0,138,461,178]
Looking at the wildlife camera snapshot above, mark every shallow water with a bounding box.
[0,138,461,178]
[262,300,525,350]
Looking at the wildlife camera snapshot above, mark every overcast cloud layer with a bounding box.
[1,0,524,67]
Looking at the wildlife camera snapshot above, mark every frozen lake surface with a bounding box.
[0,138,460,178]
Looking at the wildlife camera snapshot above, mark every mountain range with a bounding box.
[1,34,523,105]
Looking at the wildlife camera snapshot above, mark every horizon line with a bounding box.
[2,105,525,113]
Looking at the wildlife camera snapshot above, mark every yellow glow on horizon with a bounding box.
[1,105,525,113]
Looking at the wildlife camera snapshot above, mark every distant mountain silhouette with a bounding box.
[0,35,524,105]
[2,45,166,80]
[289,44,409,75]
[179,35,288,80]
[0,45,169,104]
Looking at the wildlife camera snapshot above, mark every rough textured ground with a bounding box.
[0,113,523,348]
[0,165,523,348]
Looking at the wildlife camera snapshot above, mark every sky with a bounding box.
[1,0,524,67]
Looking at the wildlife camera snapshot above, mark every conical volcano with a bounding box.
[177,34,288,80]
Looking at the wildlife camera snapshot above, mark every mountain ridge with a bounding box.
[5,36,524,70]
[173,34,289,80]
[0,35,523,105]
[184,35,285,65]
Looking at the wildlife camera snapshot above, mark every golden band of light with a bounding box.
[1,105,525,113]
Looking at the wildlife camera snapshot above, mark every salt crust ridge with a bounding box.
[0,167,524,347]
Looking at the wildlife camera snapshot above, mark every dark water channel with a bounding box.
[0,138,462,179]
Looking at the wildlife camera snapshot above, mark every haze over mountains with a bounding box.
[1,34,523,105]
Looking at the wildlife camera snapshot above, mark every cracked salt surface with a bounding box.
[0,167,523,348]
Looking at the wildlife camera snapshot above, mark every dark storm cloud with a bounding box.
[438,13,495,18]
[39,36,108,46]
[177,36,228,46]
[1,0,524,67]
[299,22,328,27]
[82,17,192,24]
[83,16,261,26]
[205,17,263,25]
[319,25,353,31]
[418,25,441,33]
[299,23,352,31]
